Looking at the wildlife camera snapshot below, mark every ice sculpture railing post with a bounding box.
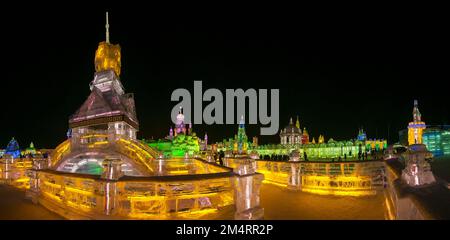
[383,144,440,220]
[401,144,435,187]
[223,157,264,220]
[233,173,264,220]
[0,155,14,184]
[101,157,122,216]
[287,150,302,190]
[26,157,49,201]
[0,155,35,189]
[288,162,301,190]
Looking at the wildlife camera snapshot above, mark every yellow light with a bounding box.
[80,134,108,139]
[66,200,95,211]
[116,138,155,172]
[301,187,376,197]
[42,191,63,203]
[301,175,376,197]
[127,208,219,220]
[15,177,30,183]
[408,121,426,145]
[181,208,218,216]
[95,41,121,76]
[128,195,165,200]
[43,181,62,189]
[168,170,189,175]
[65,186,95,196]
[51,140,71,166]
[262,179,287,188]
[384,195,395,220]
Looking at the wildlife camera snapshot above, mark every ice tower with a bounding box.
[49,12,157,176]
[408,100,426,145]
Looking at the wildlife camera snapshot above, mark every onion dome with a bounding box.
[282,117,301,134]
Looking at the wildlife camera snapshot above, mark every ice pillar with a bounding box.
[101,157,123,216]
[234,173,264,220]
[288,162,302,190]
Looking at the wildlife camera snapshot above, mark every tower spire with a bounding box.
[239,115,245,125]
[413,99,422,122]
[94,11,121,76]
[105,12,110,44]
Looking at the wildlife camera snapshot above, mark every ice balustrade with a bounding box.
[382,145,441,220]
[51,132,230,177]
[51,140,71,167]
[50,136,160,172]
[224,158,386,197]
[28,167,264,219]
[0,156,44,189]
[150,158,229,176]
[26,154,264,219]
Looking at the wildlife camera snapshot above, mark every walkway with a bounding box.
[0,185,63,220]
[260,183,387,220]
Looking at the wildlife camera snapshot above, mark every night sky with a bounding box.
[1,7,448,148]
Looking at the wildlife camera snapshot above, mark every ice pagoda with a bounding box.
[49,12,158,176]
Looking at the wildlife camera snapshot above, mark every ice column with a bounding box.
[101,157,123,216]
[288,162,302,190]
[232,157,264,220]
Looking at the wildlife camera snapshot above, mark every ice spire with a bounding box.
[239,115,245,128]
[105,12,110,44]
[413,99,422,122]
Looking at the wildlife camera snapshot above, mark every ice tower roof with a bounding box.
[69,74,138,129]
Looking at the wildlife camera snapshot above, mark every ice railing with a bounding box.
[27,167,263,220]
[50,137,161,172]
[252,160,387,197]
[0,156,44,189]
[50,135,234,176]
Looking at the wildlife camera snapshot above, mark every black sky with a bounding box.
[1,6,448,148]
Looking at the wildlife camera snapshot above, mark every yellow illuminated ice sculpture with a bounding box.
[408,100,426,145]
